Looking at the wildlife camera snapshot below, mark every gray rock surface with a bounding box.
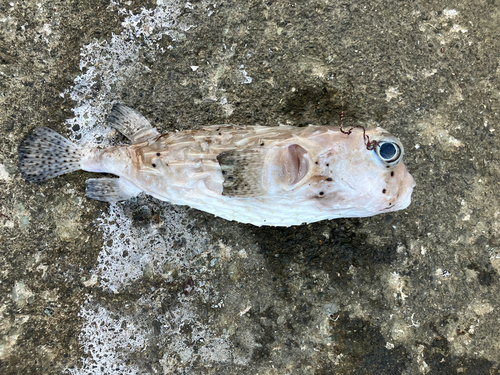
[1,0,500,374]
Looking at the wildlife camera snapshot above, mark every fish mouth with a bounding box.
[394,165,416,210]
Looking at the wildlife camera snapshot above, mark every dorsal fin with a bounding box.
[217,149,267,197]
[109,104,159,143]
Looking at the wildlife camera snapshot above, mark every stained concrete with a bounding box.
[1,0,500,374]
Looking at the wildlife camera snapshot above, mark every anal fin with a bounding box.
[109,104,159,143]
[217,149,267,197]
[85,178,142,203]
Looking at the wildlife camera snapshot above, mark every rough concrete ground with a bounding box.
[1,0,500,374]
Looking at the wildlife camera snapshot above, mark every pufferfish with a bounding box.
[18,105,415,226]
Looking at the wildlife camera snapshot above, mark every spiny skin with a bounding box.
[19,106,416,226]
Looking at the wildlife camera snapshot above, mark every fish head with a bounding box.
[365,127,415,213]
[364,127,416,211]
[293,126,416,218]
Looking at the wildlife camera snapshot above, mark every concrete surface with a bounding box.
[1,0,500,374]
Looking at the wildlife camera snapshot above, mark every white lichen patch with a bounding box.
[435,268,451,278]
[239,64,252,84]
[199,44,247,116]
[490,257,500,273]
[40,23,51,36]
[53,201,82,242]
[11,281,34,308]
[388,271,409,302]
[64,1,199,147]
[94,201,210,292]
[434,129,463,147]
[450,24,468,33]
[68,298,150,375]
[216,240,232,261]
[421,68,437,78]
[443,9,459,19]
[385,86,400,102]
[68,195,239,374]
[297,56,329,78]
[82,274,99,288]
[387,317,413,343]
[0,164,12,182]
[0,309,30,360]
[12,202,29,231]
[415,118,464,149]
[470,301,494,316]
[220,96,234,117]
[158,301,235,371]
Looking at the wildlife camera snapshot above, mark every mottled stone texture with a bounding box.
[2,0,500,374]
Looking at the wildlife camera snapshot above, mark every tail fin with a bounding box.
[18,127,82,182]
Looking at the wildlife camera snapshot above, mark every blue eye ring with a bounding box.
[376,141,402,164]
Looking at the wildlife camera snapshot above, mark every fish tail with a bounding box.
[18,127,82,182]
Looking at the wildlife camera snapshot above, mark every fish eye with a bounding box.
[380,142,397,160]
[376,141,402,164]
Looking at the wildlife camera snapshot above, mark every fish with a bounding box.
[18,104,415,226]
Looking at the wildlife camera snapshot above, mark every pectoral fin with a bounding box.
[85,177,142,203]
[109,104,160,143]
[282,144,309,186]
[217,149,267,197]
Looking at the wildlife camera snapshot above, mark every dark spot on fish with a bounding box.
[326,163,329,166]
[319,192,324,196]
[389,202,392,205]
[382,189,386,194]
[219,132,222,135]
[152,164,156,168]
[222,170,227,175]
[157,152,160,156]
[391,171,394,177]
[326,178,332,181]
[227,176,234,181]
[260,143,264,146]
[216,128,220,131]
[386,165,390,168]
[315,161,318,165]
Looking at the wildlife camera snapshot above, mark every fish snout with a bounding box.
[394,163,415,210]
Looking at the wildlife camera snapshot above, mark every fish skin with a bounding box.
[18,105,415,227]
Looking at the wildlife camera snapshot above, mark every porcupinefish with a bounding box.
[18,105,415,226]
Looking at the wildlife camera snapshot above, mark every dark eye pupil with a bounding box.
[380,142,397,160]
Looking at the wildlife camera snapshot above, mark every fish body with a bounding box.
[19,105,415,226]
